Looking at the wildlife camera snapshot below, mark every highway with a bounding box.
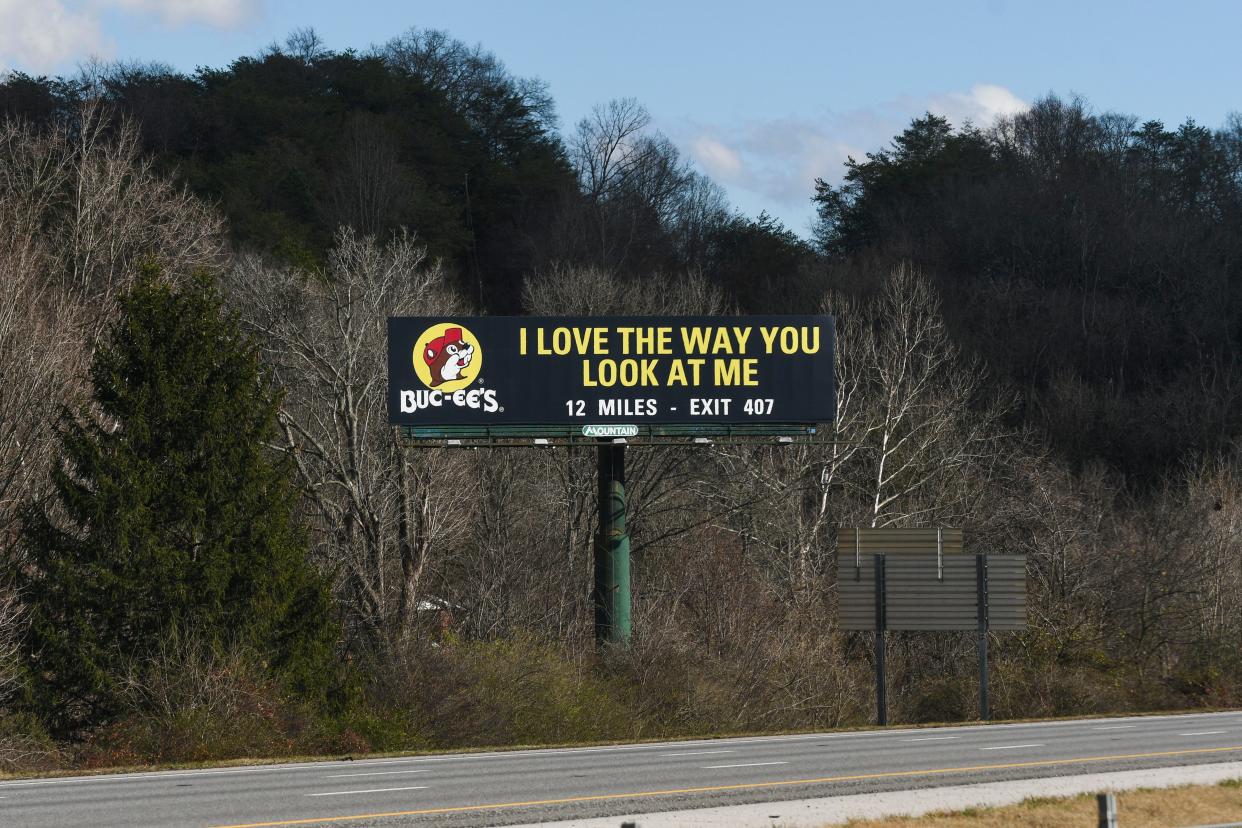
[2,710,1241,827]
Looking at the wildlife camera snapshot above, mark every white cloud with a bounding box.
[692,136,743,179]
[0,0,263,72]
[104,0,259,28]
[926,83,1029,127]
[670,84,1029,233]
[685,120,861,208]
[0,0,107,72]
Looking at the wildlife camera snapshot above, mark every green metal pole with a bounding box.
[595,440,631,645]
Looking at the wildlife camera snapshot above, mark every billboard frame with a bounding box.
[397,422,826,448]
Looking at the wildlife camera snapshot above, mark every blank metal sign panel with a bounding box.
[836,527,964,558]
[838,554,1026,631]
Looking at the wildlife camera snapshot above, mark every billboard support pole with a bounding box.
[976,553,990,721]
[874,553,887,726]
[595,440,631,646]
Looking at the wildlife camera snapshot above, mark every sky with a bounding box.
[2,0,1239,235]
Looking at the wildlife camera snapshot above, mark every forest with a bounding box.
[0,27,1240,769]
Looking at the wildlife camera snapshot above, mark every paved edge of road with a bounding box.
[7,709,1242,789]
[517,760,1242,827]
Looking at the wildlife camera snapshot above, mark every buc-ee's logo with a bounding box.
[400,323,500,414]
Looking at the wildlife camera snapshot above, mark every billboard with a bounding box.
[387,316,835,429]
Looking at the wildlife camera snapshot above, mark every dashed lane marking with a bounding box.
[323,771,431,779]
[661,751,735,757]
[307,786,428,798]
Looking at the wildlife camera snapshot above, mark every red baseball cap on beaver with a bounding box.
[424,327,463,364]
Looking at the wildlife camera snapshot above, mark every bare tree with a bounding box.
[55,101,224,316]
[0,588,23,706]
[703,443,839,601]
[546,97,732,274]
[0,586,43,772]
[523,263,724,318]
[0,255,82,551]
[1186,458,1242,650]
[843,265,1007,527]
[282,27,328,63]
[702,288,871,597]
[569,99,676,268]
[571,99,651,202]
[227,229,470,654]
[700,266,1006,612]
[0,102,219,558]
[380,28,558,139]
[323,113,410,236]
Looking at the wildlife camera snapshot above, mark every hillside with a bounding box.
[0,29,1239,769]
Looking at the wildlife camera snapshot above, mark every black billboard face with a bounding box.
[388,316,835,428]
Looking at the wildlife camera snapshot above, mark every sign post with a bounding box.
[975,553,990,721]
[595,440,631,644]
[874,553,887,726]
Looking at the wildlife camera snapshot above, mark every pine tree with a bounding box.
[17,270,336,735]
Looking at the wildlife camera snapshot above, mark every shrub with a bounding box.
[415,633,635,747]
[80,634,306,766]
[0,713,62,774]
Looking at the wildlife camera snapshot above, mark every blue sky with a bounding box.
[2,0,1239,234]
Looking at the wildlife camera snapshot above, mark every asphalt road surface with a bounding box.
[3,710,1242,827]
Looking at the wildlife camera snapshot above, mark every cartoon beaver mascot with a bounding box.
[424,327,474,387]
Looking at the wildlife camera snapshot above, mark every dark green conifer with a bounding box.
[17,270,335,735]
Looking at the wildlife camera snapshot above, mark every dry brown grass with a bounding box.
[839,779,1242,827]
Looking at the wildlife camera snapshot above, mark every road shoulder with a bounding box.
[518,761,1242,827]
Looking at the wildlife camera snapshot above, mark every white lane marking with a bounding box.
[297,759,413,768]
[1180,731,1227,736]
[980,744,1045,750]
[662,750,735,757]
[324,770,431,778]
[702,761,789,769]
[1093,725,1137,730]
[0,765,335,789]
[308,785,428,797]
[0,758,418,789]
[902,736,958,742]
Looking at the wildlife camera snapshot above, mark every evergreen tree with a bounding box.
[17,270,336,735]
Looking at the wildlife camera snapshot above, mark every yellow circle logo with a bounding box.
[413,323,482,392]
